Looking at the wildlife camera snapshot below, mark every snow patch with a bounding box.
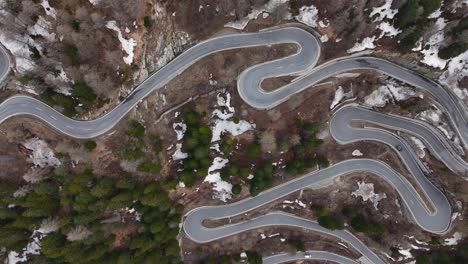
[428,8,442,19]
[225,0,290,30]
[320,34,329,43]
[439,50,468,101]
[295,5,319,28]
[172,143,188,160]
[330,86,345,109]
[23,138,61,168]
[444,232,463,246]
[89,0,101,5]
[352,149,363,157]
[410,137,426,158]
[211,92,255,142]
[173,122,187,141]
[364,79,416,107]
[369,0,398,22]
[204,157,232,202]
[377,22,401,38]
[419,18,448,69]
[41,0,57,19]
[352,181,387,210]
[106,20,137,65]
[347,36,376,53]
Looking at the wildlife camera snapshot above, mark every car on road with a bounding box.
[304,253,311,259]
[395,144,403,151]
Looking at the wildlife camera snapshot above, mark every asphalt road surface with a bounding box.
[0,44,10,84]
[1,25,464,263]
[262,250,359,264]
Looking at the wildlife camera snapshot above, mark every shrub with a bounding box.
[350,215,386,234]
[220,136,234,154]
[232,184,242,195]
[29,46,41,60]
[18,75,33,85]
[64,44,79,64]
[84,141,97,151]
[451,16,468,36]
[150,134,163,154]
[342,207,357,218]
[421,0,441,17]
[126,120,145,138]
[249,163,274,196]
[311,204,328,217]
[143,16,152,28]
[395,0,419,29]
[72,83,96,109]
[438,42,468,60]
[137,160,161,174]
[317,215,344,230]
[247,141,262,157]
[71,20,80,31]
[246,251,262,264]
[40,89,77,117]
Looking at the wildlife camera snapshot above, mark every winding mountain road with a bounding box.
[0,25,466,263]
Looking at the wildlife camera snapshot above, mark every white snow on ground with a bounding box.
[369,0,398,22]
[225,0,290,30]
[398,247,413,260]
[450,0,468,13]
[38,218,59,234]
[347,36,376,53]
[44,66,73,95]
[439,50,468,101]
[8,222,59,264]
[352,149,363,157]
[352,181,387,210]
[330,86,345,109]
[217,92,235,113]
[41,0,57,19]
[364,79,417,107]
[444,232,463,246]
[106,20,137,65]
[0,17,47,73]
[428,7,442,19]
[410,137,426,158]
[283,199,306,208]
[173,122,187,141]
[204,157,232,202]
[417,107,442,123]
[320,34,329,43]
[172,143,188,160]
[295,5,319,28]
[419,18,448,69]
[211,92,255,142]
[89,0,101,5]
[319,19,329,28]
[28,16,56,42]
[204,92,256,201]
[377,22,401,38]
[412,38,423,52]
[23,138,61,168]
